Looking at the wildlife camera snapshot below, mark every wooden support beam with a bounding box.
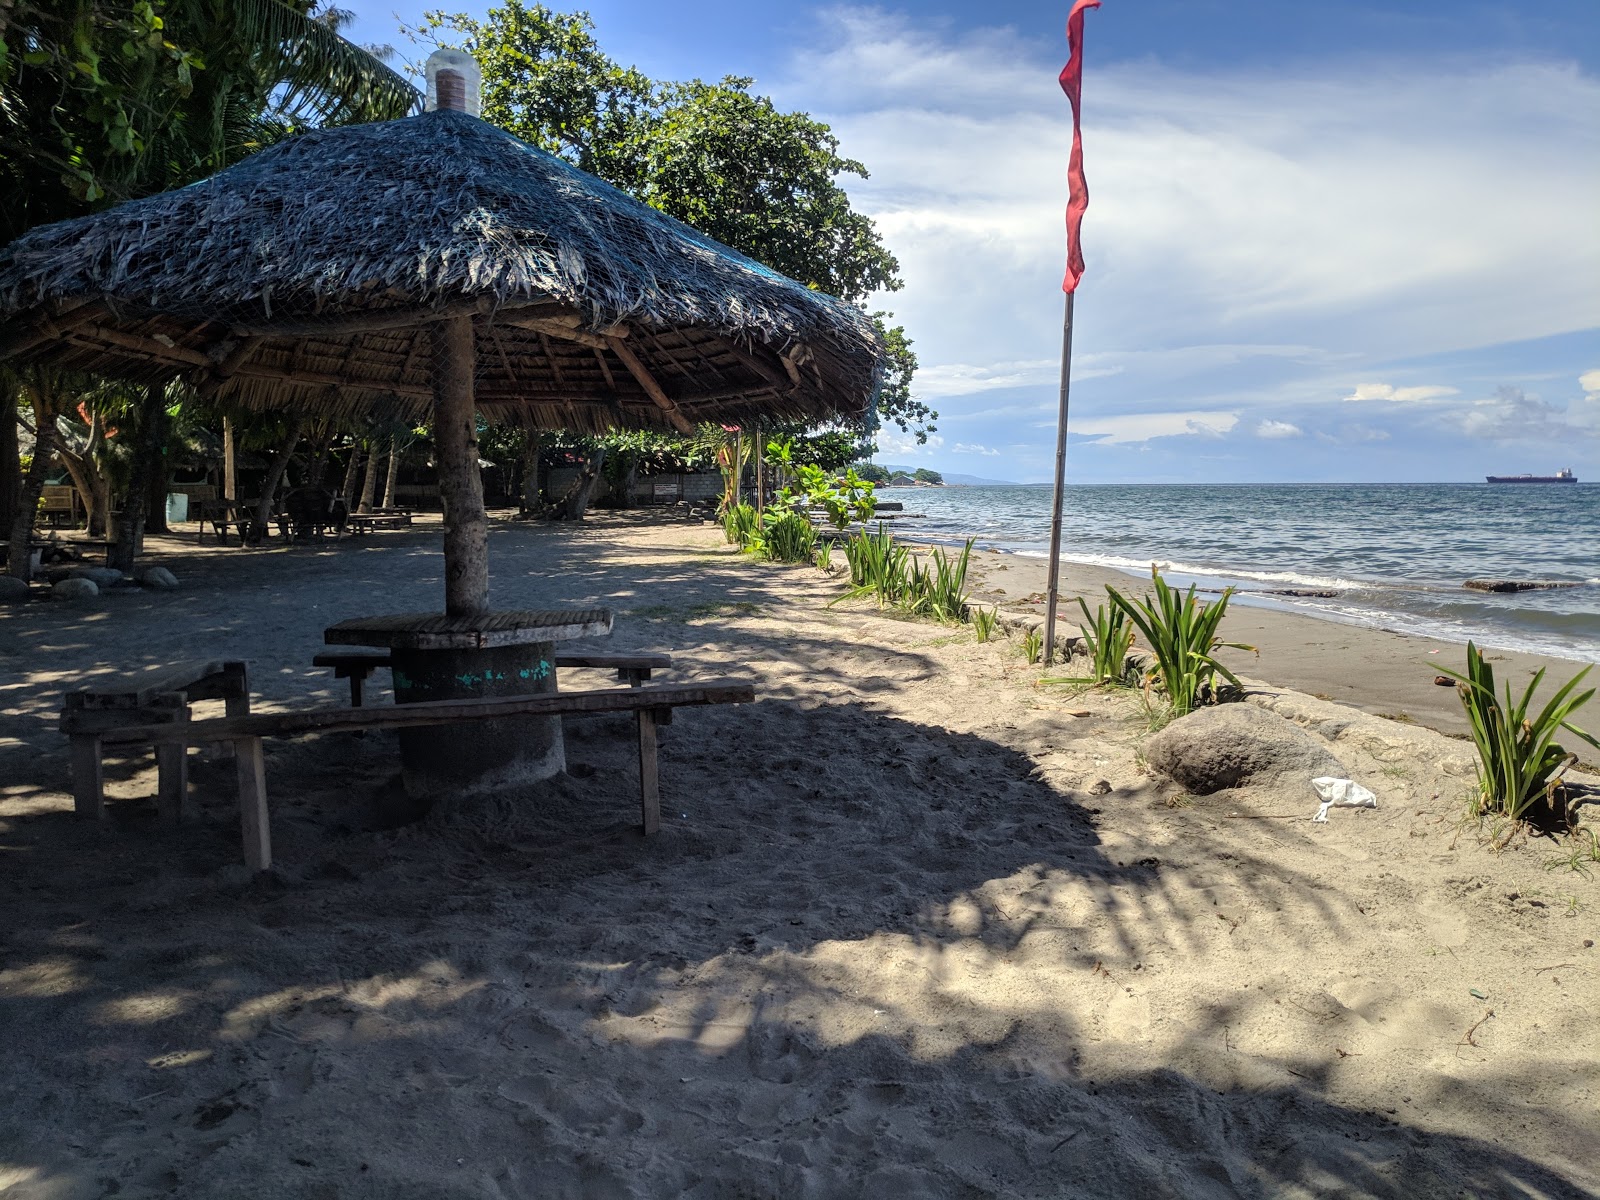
[719,339,789,389]
[236,736,271,871]
[432,314,490,619]
[605,336,694,433]
[637,708,661,834]
[0,299,102,360]
[66,324,210,368]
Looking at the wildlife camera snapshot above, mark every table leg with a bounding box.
[637,708,660,835]
[236,736,271,871]
[70,734,104,821]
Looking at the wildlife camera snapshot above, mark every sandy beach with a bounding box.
[2,512,1597,1198]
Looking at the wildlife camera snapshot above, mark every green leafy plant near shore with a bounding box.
[722,501,759,548]
[753,510,816,563]
[814,540,834,573]
[839,526,972,623]
[972,605,998,643]
[1075,597,1137,685]
[1108,568,1255,717]
[1438,642,1599,834]
[1022,627,1044,665]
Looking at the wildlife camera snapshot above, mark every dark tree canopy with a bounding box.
[413,1,934,442]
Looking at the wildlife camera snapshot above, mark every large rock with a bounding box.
[0,575,30,602]
[52,577,100,601]
[137,566,179,589]
[1144,703,1346,794]
[68,566,123,587]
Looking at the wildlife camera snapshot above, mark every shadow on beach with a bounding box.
[1,515,1594,1197]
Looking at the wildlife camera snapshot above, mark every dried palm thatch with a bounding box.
[0,109,884,433]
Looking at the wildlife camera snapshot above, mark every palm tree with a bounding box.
[1,0,420,242]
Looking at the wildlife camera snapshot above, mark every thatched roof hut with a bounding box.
[0,108,883,434]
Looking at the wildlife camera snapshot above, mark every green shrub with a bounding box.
[841,524,910,606]
[754,510,816,564]
[1022,627,1044,665]
[972,605,998,643]
[1076,597,1136,685]
[1438,642,1599,832]
[815,540,834,573]
[722,502,758,548]
[1108,568,1255,716]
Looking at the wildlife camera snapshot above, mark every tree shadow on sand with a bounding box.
[1,693,1595,1198]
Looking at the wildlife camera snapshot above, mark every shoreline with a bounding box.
[907,540,1598,739]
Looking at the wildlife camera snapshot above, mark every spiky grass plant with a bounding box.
[840,524,910,607]
[1022,627,1044,665]
[755,511,816,564]
[972,605,999,644]
[721,501,758,548]
[814,540,834,573]
[1076,596,1136,685]
[1107,567,1255,717]
[1437,642,1598,833]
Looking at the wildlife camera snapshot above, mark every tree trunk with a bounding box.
[304,422,335,488]
[520,431,544,513]
[7,383,57,581]
[553,447,606,521]
[432,317,489,617]
[358,438,381,512]
[0,389,20,539]
[145,450,172,535]
[619,456,640,509]
[109,385,170,573]
[223,417,237,499]
[382,437,401,508]
[251,417,304,542]
[340,442,363,502]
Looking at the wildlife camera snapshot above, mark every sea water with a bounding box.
[887,483,1599,663]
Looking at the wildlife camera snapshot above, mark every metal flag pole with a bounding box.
[1043,0,1099,667]
[1042,292,1075,666]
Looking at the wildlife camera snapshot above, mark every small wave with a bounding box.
[1010,549,1375,593]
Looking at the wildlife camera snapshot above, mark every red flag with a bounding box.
[1059,0,1100,293]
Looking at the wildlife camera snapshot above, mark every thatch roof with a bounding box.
[0,110,883,433]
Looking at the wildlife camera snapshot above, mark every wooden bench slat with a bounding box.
[100,681,753,746]
[65,659,247,710]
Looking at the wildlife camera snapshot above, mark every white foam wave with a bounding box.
[1010,549,1374,593]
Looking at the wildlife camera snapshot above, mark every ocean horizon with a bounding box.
[876,481,1599,663]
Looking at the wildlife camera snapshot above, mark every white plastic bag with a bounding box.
[1310,776,1377,822]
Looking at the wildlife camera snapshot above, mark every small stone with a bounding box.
[1585,939,1594,949]
[0,575,29,602]
[52,577,99,601]
[1089,779,1112,796]
[138,566,179,589]
[1433,676,1454,687]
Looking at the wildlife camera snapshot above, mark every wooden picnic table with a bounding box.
[324,608,614,797]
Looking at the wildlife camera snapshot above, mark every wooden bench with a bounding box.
[312,649,672,706]
[60,661,250,823]
[195,499,250,545]
[96,681,754,869]
[346,513,412,534]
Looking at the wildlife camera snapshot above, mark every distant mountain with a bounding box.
[877,465,1019,486]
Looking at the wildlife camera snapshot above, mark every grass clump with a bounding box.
[1107,567,1255,717]
[1438,641,1598,836]
[1022,627,1044,665]
[972,605,999,644]
[839,526,973,624]
[1076,596,1136,685]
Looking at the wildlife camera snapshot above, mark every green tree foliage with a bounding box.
[913,468,944,485]
[413,1,932,441]
[1,0,418,242]
[852,462,890,485]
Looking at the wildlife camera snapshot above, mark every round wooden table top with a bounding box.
[324,608,614,651]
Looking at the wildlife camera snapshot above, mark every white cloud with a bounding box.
[773,14,1598,441]
[1255,419,1303,439]
[1071,411,1240,445]
[875,430,944,458]
[913,359,1062,398]
[1582,368,1600,399]
[1343,382,1460,403]
[1456,386,1600,441]
[953,442,1003,456]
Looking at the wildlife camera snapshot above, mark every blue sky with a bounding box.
[342,1,1600,483]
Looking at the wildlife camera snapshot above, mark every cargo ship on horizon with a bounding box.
[1485,467,1578,483]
